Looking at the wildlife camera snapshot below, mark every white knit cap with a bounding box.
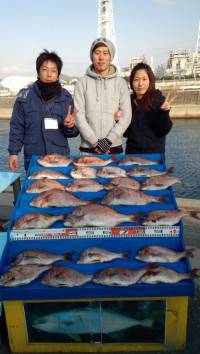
[90,37,116,62]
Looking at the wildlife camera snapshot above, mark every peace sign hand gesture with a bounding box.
[63,105,78,128]
[160,92,177,111]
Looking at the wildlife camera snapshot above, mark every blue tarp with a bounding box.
[0,172,21,193]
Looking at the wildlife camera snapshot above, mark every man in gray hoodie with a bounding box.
[74,38,131,154]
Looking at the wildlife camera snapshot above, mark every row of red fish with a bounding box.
[37,154,163,168]
[28,167,180,190]
[13,207,194,230]
[29,166,173,179]
[0,245,195,287]
[0,263,199,287]
[10,245,195,266]
[27,188,167,208]
[26,174,180,193]
[2,246,195,287]
[1,245,196,287]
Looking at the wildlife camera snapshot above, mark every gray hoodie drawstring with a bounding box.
[95,79,100,102]
[104,78,107,91]
[96,78,108,102]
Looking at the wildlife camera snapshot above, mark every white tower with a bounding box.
[195,19,200,55]
[98,0,120,73]
[193,20,200,77]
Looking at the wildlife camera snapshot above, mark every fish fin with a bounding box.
[63,251,76,261]
[107,331,124,338]
[86,200,100,206]
[146,263,159,269]
[145,263,159,272]
[144,270,159,277]
[142,183,165,190]
[156,183,166,187]
[67,333,82,342]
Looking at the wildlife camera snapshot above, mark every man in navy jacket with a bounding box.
[8,50,79,171]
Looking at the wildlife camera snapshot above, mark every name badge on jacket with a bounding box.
[44,118,58,129]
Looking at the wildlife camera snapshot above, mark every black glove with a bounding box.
[97,138,112,153]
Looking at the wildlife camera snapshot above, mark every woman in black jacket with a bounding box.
[124,63,176,154]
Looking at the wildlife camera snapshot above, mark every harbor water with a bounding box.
[0,119,200,199]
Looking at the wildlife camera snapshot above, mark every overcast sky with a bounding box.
[0,0,200,77]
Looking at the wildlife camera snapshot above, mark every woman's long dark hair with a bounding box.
[130,62,156,111]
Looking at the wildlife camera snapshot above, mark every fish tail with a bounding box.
[141,319,153,327]
[92,271,100,282]
[157,196,168,204]
[184,248,196,258]
[110,155,117,163]
[189,268,200,278]
[166,166,174,174]
[63,251,75,261]
[174,179,187,190]
[177,209,188,216]
[178,178,184,186]
[129,213,141,223]
[88,274,94,282]
[190,212,200,223]
[123,252,130,260]
[58,215,65,221]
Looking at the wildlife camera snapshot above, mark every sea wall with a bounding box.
[170,105,200,118]
[0,97,16,120]
[1,107,200,119]
[0,108,12,119]
[1,92,200,119]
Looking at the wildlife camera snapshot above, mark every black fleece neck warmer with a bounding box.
[37,79,62,100]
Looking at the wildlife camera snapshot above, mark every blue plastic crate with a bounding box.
[0,153,193,301]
